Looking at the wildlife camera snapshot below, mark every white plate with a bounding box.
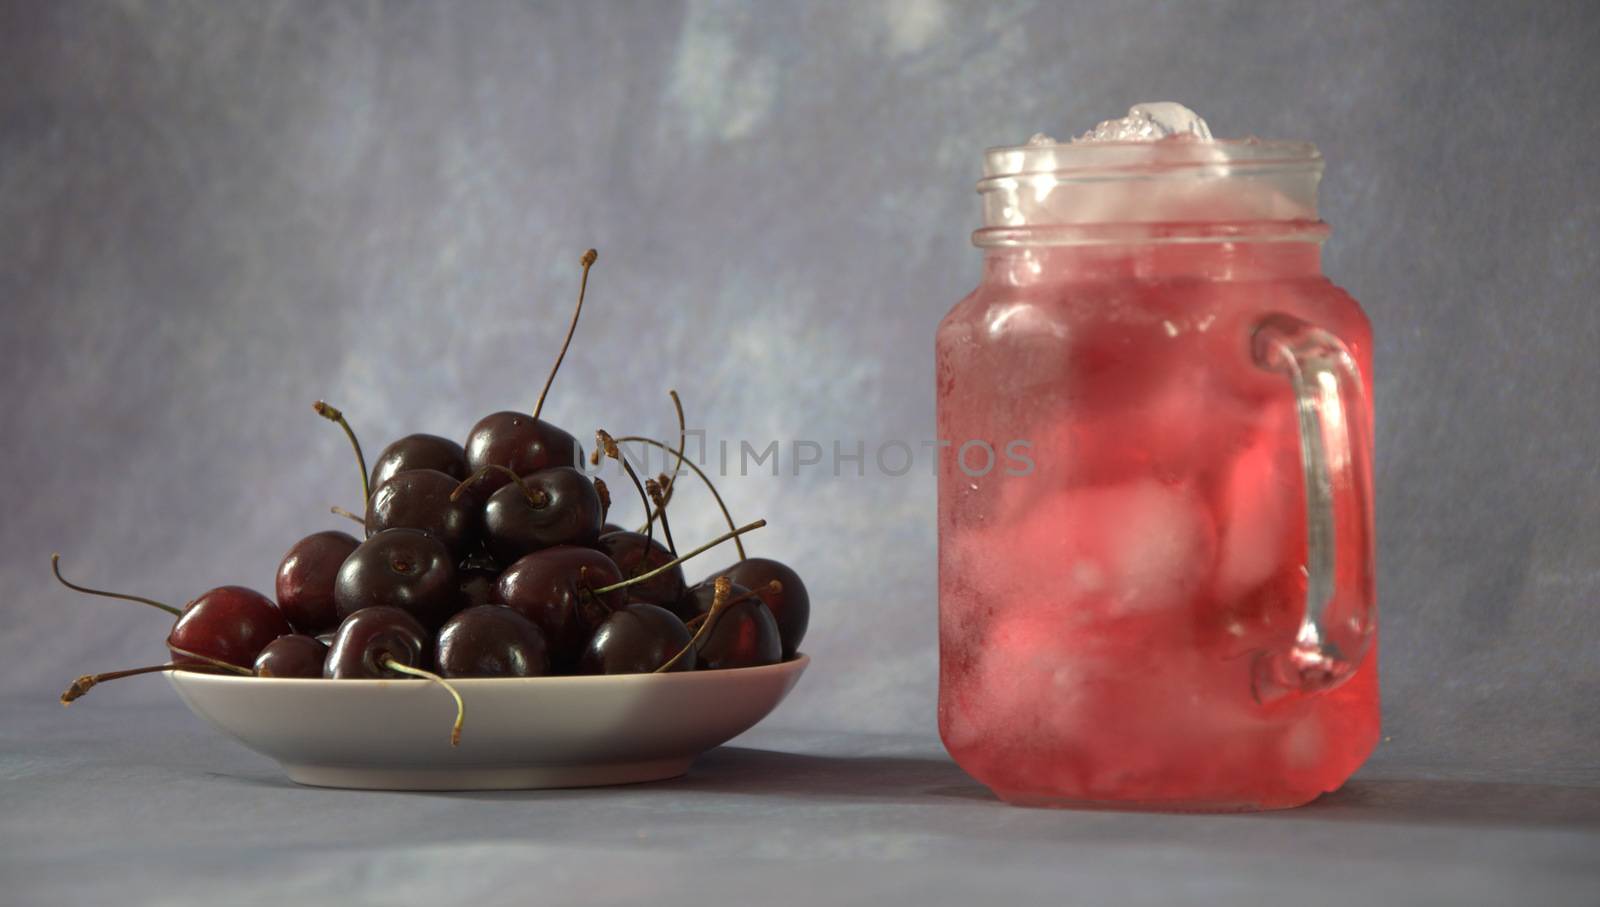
[168,654,807,790]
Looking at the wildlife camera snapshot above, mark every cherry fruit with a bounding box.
[696,596,782,670]
[163,586,294,668]
[580,603,694,675]
[371,433,468,489]
[365,469,482,559]
[436,605,550,678]
[482,467,603,563]
[253,634,329,678]
[705,558,809,659]
[324,605,430,677]
[464,413,581,493]
[275,530,360,634]
[50,560,291,670]
[334,529,463,630]
[498,546,626,670]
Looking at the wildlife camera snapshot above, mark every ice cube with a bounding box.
[1011,478,1218,617]
[1075,102,1214,143]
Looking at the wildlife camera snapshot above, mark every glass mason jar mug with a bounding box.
[935,130,1378,810]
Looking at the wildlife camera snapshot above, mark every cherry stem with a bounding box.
[596,430,654,549]
[533,248,598,423]
[51,554,181,617]
[381,658,464,747]
[330,505,365,525]
[61,662,248,705]
[167,643,257,674]
[593,477,612,522]
[314,400,370,505]
[450,464,547,506]
[660,390,688,509]
[615,435,747,560]
[592,519,765,595]
[657,577,729,673]
[645,477,678,558]
[636,390,687,533]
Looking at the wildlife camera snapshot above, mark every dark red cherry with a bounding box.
[49,559,282,696]
[695,597,782,670]
[498,546,625,671]
[365,469,482,559]
[324,606,431,678]
[600,522,626,535]
[580,603,694,675]
[436,605,550,678]
[673,579,752,623]
[253,634,329,678]
[371,433,468,490]
[275,531,359,634]
[334,528,463,630]
[482,467,603,563]
[597,531,685,606]
[464,412,581,493]
[707,558,809,659]
[168,586,292,669]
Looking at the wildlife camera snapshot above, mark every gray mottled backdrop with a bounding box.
[2,0,1596,774]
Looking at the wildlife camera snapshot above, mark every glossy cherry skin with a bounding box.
[275,530,360,634]
[365,469,481,560]
[597,531,685,606]
[600,522,626,535]
[325,606,432,678]
[483,467,603,564]
[695,598,782,670]
[672,579,752,624]
[498,546,626,671]
[371,433,469,490]
[168,586,292,668]
[436,605,551,678]
[706,558,809,659]
[579,603,694,675]
[464,411,581,493]
[334,528,463,630]
[253,634,329,678]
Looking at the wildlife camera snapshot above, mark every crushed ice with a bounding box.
[1074,102,1213,143]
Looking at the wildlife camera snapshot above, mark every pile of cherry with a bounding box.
[53,250,807,745]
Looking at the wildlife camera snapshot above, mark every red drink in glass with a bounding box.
[937,108,1379,810]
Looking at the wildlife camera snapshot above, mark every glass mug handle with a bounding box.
[1250,314,1376,702]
